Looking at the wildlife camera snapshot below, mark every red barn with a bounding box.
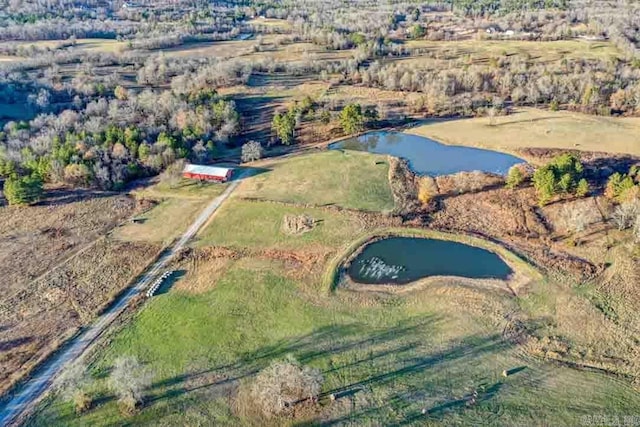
[182,164,233,182]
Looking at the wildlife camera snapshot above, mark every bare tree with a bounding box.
[251,356,323,417]
[559,204,591,234]
[109,356,154,414]
[612,200,640,230]
[55,362,92,413]
[159,159,186,189]
[241,140,264,163]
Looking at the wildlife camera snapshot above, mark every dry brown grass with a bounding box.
[0,189,140,295]
[161,36,280,59]
[173,256,232,294]
[402,39,622,64]
[408,108,640,157]
[0,238,160,396]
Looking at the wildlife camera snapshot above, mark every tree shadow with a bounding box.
[136,313,523,427]
[228,166,271,182]
[321,332,509,400]
[144,317,440,406]
[36,187,121,207]
[0,336,33,352]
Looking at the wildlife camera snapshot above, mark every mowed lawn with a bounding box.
[195,199,370,251]
[408,108,640,157]
[30,256,640,426]
[238,150,395,212]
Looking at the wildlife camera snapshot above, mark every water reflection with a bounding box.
[330,131,525,176]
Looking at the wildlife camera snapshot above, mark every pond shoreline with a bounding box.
[325,228,540,296]
[328,130,526,176]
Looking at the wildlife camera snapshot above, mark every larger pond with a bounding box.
[348,237,513,285]
[329,131,524,176]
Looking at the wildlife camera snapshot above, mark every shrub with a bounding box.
[159,159,186,188]
[109,356,154,415]
[605,172,636,201]
[0,158,17,177]
[559,205,590,234]
[612,200,640,230]
[418,176,438,204]
[319,109,331,124]
[505,165,525,189]
[63,163,92,187]
[3,175,43,205]
[272,109,297,145]
[532,167,556,206]
[576,178,590,197]
[241,140,264,163]
[251,357,323,418]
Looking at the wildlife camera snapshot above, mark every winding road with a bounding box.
[0,173,246,426]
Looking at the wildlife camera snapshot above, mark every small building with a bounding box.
[182,164,233,182]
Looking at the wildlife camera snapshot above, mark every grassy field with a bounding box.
[0,38,122,62]
[246,18,292,29]
[160,37,273,59]
[403,39,622,63]
[407,108,640,157]
[0,178,228,398]
[237,150,395,212]
[0,238,160,397]
[114,198,208,245]
[132,178,228,200]
[27,148,640,426]
[114,179,228,245]
[194,198,382,253]
[29,253,640,426]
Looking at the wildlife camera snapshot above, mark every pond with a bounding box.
[329,131,525,176]
[347,237,513,285]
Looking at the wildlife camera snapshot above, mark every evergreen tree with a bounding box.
[339,104,365,135]
[3,175,43,205]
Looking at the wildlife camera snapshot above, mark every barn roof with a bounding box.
[183,164,233,177]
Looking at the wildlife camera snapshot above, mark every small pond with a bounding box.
[329,131,524,176]
[348,237,513,285]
